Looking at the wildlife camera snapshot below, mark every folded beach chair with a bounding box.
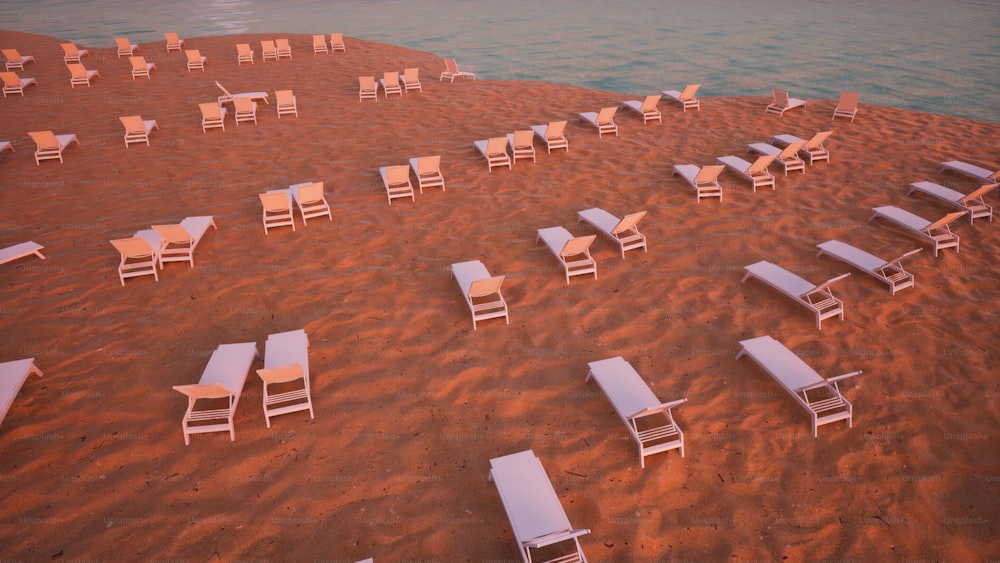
[259,191,296,233]
[199,102,227,133]
[119,115,158,147]
[275,89,298,118]
[672,164,725,202]
[771,131,832,165]
[0,358,43,427]
[379,165,415,204]
[716,154,777,192]
[451,260,509,329]
[401,67,422,92]
[1,71,37,97]
[61,43,89,63]
[312,35,328,55]
[164,32,185,52]
[185,49,207,72]
[2,49,35,70]
[506,130,536,164]
[288,182,332,224]
[236,43,254,64]
[816,240,920,295]
[380,71,402,97]
[233,97,258,126]
[257,329,314,427]
[473,137,511,172]
[488,450,590,563]
[67,63,99,87]
[0,241,45,266]
[114,37,139,57]
[110,236,159,285]
[275,38,292,59]
[868,206,965,257]
[746,140,806,175]
[741,260,850,330]
[765,89,807,116]
[736,335,861,437]
[172,342,260,445]
[439,58,475,82]
[27,130,79,165]
[938,160,1000,183]
[330,33,346,52]
[661,84,701,111]
[530,121,568,153]
[908,181,996,224]
[261,40,277,61]
[577,208,647,258]
[216,81,269,106]
[622,94,662,124]
[359,76,377,102]
[831,92,860,122]
[151,216,217,269]
[536,227,597,284]
[129,56,155,79]
[579,106,619,137]
[408,156,445,192]
[586,356,686,468]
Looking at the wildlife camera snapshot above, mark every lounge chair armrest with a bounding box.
[523,528,591,549]
[629,398,688,419]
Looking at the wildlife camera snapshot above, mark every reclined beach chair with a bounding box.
[741,260,850,330]
[330,33,346,52]
[288,182,332,224]
[185,49,207,72]
[110,236,159,285]
[358,76,377,102]
[401,67,422,92]
[868,206,966,257]
[172,342,260,445]
[114,37,139,57]
[0,241,45,266]
[259,191,296,233]
[409,156,445,192]
[506,130,536,164]
[536,227,597,284]
[488,450,590,563]
[746,140,806,175]
[765,89,807,116]
[261,40,277,61]
[576,208,647,258]
[275,38,292,59]
[380,71,402,97]
[199,102,227,133]
[831,92,860,122]
[129,56,155,79]
[164,32,185,52]
[716,154,777,192]
[439,58,475,82]
[61,43,89,63]
[0,358,43,427]
[28,130,79,165]
[622,94,662,124]
[661,84,701,111]
[473,137,511,172]
[771,131,832,165]
[736,335,861,437]
[67,63,99,88]
[586,356,686,468]
[530,121,568,153]
[275,89,298,118]
[2,49,35,70]
[816,240,920,295]
[257,329,314,427]
[215,81,269,106]
[151,216,217,269]
[236,43,254,65]
[119,115,158,147]
[312,35,328,54]
[233,97,258,125]
[938,160,1000,183]
[451,260,509,330]
[379,165,415,204]
[579,106,619,137]
[1,71,37,97]
[672,164,725,202]
[908,181,996,224]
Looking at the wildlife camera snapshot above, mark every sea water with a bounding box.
[2,0,997,121]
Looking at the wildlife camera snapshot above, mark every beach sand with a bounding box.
[0,30,998,561]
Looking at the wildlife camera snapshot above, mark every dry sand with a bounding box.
[1,30,998,562]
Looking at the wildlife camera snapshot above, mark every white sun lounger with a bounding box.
[868,206,966,257]
[172,342,260,445]
[579,107,619,137]
[536,227,597,284]
[661,84,700,111]
[672,164,724,202]
[908,181,996,224]
[110,236,159,285]
[215,80,269,106]
[451,260,509,330]
[939,160,999,183]
[259,190,296,233]
[576,208,647,258]
[772,131,832,165]
[736,335,860,437]
[379,165,416,204]
[530,121,568,153]
[586,356,686,468]
[473,138,511,172]
[622,94,662,124]
[765,89,807,116]
[257,329,314,427]
[488,449,590,563]
[0,358,43,427]
[746,140,806,175]
[151,216,217,269]
[1,241,45,266]
[741,261,850,330]
[816,240,920,295]
[717,155,777,192]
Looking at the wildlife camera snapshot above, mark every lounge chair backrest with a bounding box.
[680,84,700,99]
[259,191,291,212]
[28,130,58,149]
[404,67,419,82]
[443,58,458,73]
[61,43,77,56]
[119,115,144,133]
[185,50,201,63]
[114,38,130,50]
[561,235,596,257]
[214,80,233,98]
[694,164,725,183]
[383,71,398,82]
[748,155,777,174]
[234,97,254,112]
[546,120,567,138]
[129,56,145,71]
[165,32,179,42]
[807,131,833,148]
[359,76,375,89]
[838,92,859,110]
[596,106,617,123]
[469,275,504,298]
[778,140,806,159]
[386,165,410,185]
[924,211,969,232]
[611,211,646,235]
[641,94,661,111]
[296,182,324,203]
[0,72,17,87]
[486,136,508,156]
[331,33,344,43]
[809,273,851,295]
[512,130,533,148]
[417,155,440,175]
[961,183,999,203]
[312,35,324,46]
[772,89,789,106]
[199,102,222,119]
[262,40,276,51]
[2,49,20,62]
[67,63,85,78]
[275,89,294,105]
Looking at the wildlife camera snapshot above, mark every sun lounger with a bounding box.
[381,71,402,97]
[2,49,35,71]
[579,106,619,137]
[771,131,832,165]
[233,97,258,126]
[330,33,346,52]
[260,191,296,233]
[185,49,207,72]
[408,156,445,192]
[672,164,725,202]
[473,137,511,172]
[275,89,298,118]
[359,76,377,102]
[488,450,590,563]
[536,227,597,284]
[439,58,475,82]
[746,140,806,175]
[908,181,996,224]
[939,160,999,183]
[261,40,277,61]
[451,260,509,329]
[0,358,43,427]
[661,84,701,111]
[741,261,850,330]
[151,216,217,269]
[576,208,647,258]
[868,206,965,257]
[765,89,807,116]
[215,81,269,106]
[586,356,686,468]
[0,241,45,266]
[831,92,860,122]
[716,155,777,192]
[173,342,260,445]
[816,240,920,295]
[61,43,89,63]
[530,121,568,153]
[199,102,227,133]
[257,329,314,427]
[622,94,662,124]
[236,43,254,64]
[114,38,139,57]
[506,130,536,164]
[736,335,861,437]
[379,165,415,204]
[119,115,158,147]
[129,56,156,79]
[1,71,37,97]
[279,182,328,225]
[67,63,99,88]
[401,67,422,92]
[312,35,328,54]
[110,236,159,285]
[164,32,185,52]
[27,131,78,165]
[275,38,292,59]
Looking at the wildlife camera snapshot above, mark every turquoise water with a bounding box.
[2,0,998,121]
